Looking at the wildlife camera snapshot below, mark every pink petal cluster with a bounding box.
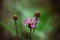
[22,17,40,28]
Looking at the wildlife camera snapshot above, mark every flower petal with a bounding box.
[30,23,35,28]
[30,17,36,23]
[22,18,29,26]
[36,20,40,23]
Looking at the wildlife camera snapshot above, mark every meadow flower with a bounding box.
[22,17,40,28]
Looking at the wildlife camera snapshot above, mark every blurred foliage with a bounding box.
[0,0,56,40]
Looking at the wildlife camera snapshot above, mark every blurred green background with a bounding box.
[0,0,60,40]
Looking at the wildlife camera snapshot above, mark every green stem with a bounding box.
[32,17,37,37]
[30,28,32,40]
[15,20,19,40]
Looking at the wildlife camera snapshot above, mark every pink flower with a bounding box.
[22,17,40,28]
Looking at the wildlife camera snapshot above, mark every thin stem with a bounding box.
[15,20,19,40]
[32,24,36,37]
[32,17,37,37]
[30,28,32,40]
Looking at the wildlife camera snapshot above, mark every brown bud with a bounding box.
[13,15,18,20]
[35,11,40,17]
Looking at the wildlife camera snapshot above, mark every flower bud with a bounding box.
[35,11,40,18]
[13,15,18,20]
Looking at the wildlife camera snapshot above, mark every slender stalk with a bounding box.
[15,20,19,40]
[30,28,32,40]
[32,24,36,37]
[32,17,37,37]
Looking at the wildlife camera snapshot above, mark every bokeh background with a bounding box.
[0,0,60,40]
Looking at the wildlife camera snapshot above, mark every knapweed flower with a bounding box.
[22,17,40,28]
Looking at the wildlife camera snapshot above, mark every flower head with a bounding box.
[22,17,40,28]
[35,11,40,17]
[13,14,18,20]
